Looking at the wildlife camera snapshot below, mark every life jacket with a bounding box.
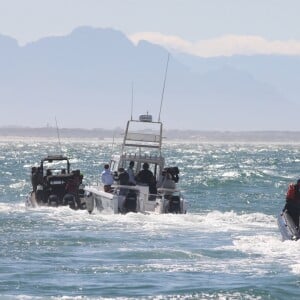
[286,183,297,201]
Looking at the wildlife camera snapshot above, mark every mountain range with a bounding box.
[1,26,300,131]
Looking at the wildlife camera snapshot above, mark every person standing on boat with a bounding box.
[285,179,300,228]
[136,163,154,185]
[101,164,114,192]
[116,168,129,185]
[115,167,130,196]
[127,161,136,185]
[136,162,157,198]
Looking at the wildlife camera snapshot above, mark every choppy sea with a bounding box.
[1,138,300,300]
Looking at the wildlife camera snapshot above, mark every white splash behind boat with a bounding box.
[84,114,187,214]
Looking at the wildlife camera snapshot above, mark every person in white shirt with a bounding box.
[101,164,114,192]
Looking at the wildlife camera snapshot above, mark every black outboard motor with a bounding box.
[168,195,181,213]
[35,185,44,203]
[165,166,180,183]
[48,194,59,207]
[63,193,76,209]
[124,190,137,213]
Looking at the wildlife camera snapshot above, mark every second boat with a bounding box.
[84,114,187,214]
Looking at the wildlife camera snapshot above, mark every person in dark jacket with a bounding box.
[115,167,129,196]
[136,163,157,198]
[136,163,154,185]
[116,168,129,185]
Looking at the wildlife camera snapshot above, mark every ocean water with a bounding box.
[1,138,300,300]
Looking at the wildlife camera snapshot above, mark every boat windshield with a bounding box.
[41,158,70,176]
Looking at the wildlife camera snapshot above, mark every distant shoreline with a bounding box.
[1,127,300,143]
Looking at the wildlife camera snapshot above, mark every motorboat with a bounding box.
[26,155,86,210]
[277,207,300,241]
[84,114,187,214]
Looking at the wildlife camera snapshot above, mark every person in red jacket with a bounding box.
[285,179,300,228]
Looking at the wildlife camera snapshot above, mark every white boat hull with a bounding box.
[84,185,187,215]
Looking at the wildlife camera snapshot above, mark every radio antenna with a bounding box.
[158,52,170,122]
[131,81,134,120]
[55,117,62,154]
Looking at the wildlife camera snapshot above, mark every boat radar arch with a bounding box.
[139,114,152,122]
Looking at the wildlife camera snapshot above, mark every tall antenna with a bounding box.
[55,117,62,154]
[110,131,116,160]
[158,52,170,122]
[131,81,134,120]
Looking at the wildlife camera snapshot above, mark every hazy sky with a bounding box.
[1,0,300,130]
[1,0,300,57]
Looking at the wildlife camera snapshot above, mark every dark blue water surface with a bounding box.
[1,138,300,300]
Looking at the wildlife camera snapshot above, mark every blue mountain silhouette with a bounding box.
[0,26,298,130]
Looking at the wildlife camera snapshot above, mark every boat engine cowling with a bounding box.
[164,166,180,183]
[63,193,76,209]
[36,185,44,202]
[48,194,59,207]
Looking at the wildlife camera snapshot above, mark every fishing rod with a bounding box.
[158,52,170,122]
[131,81,134,120]
[111,132,116,156]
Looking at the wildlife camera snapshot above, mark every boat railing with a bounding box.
[112,185,181,194]
[124,136,161,149]
[112,184,141,192]
[119,153,164,166]
[122,119,163,150]
[126,132,161,143]
[157,188,181,194]
[121,153,162,159]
